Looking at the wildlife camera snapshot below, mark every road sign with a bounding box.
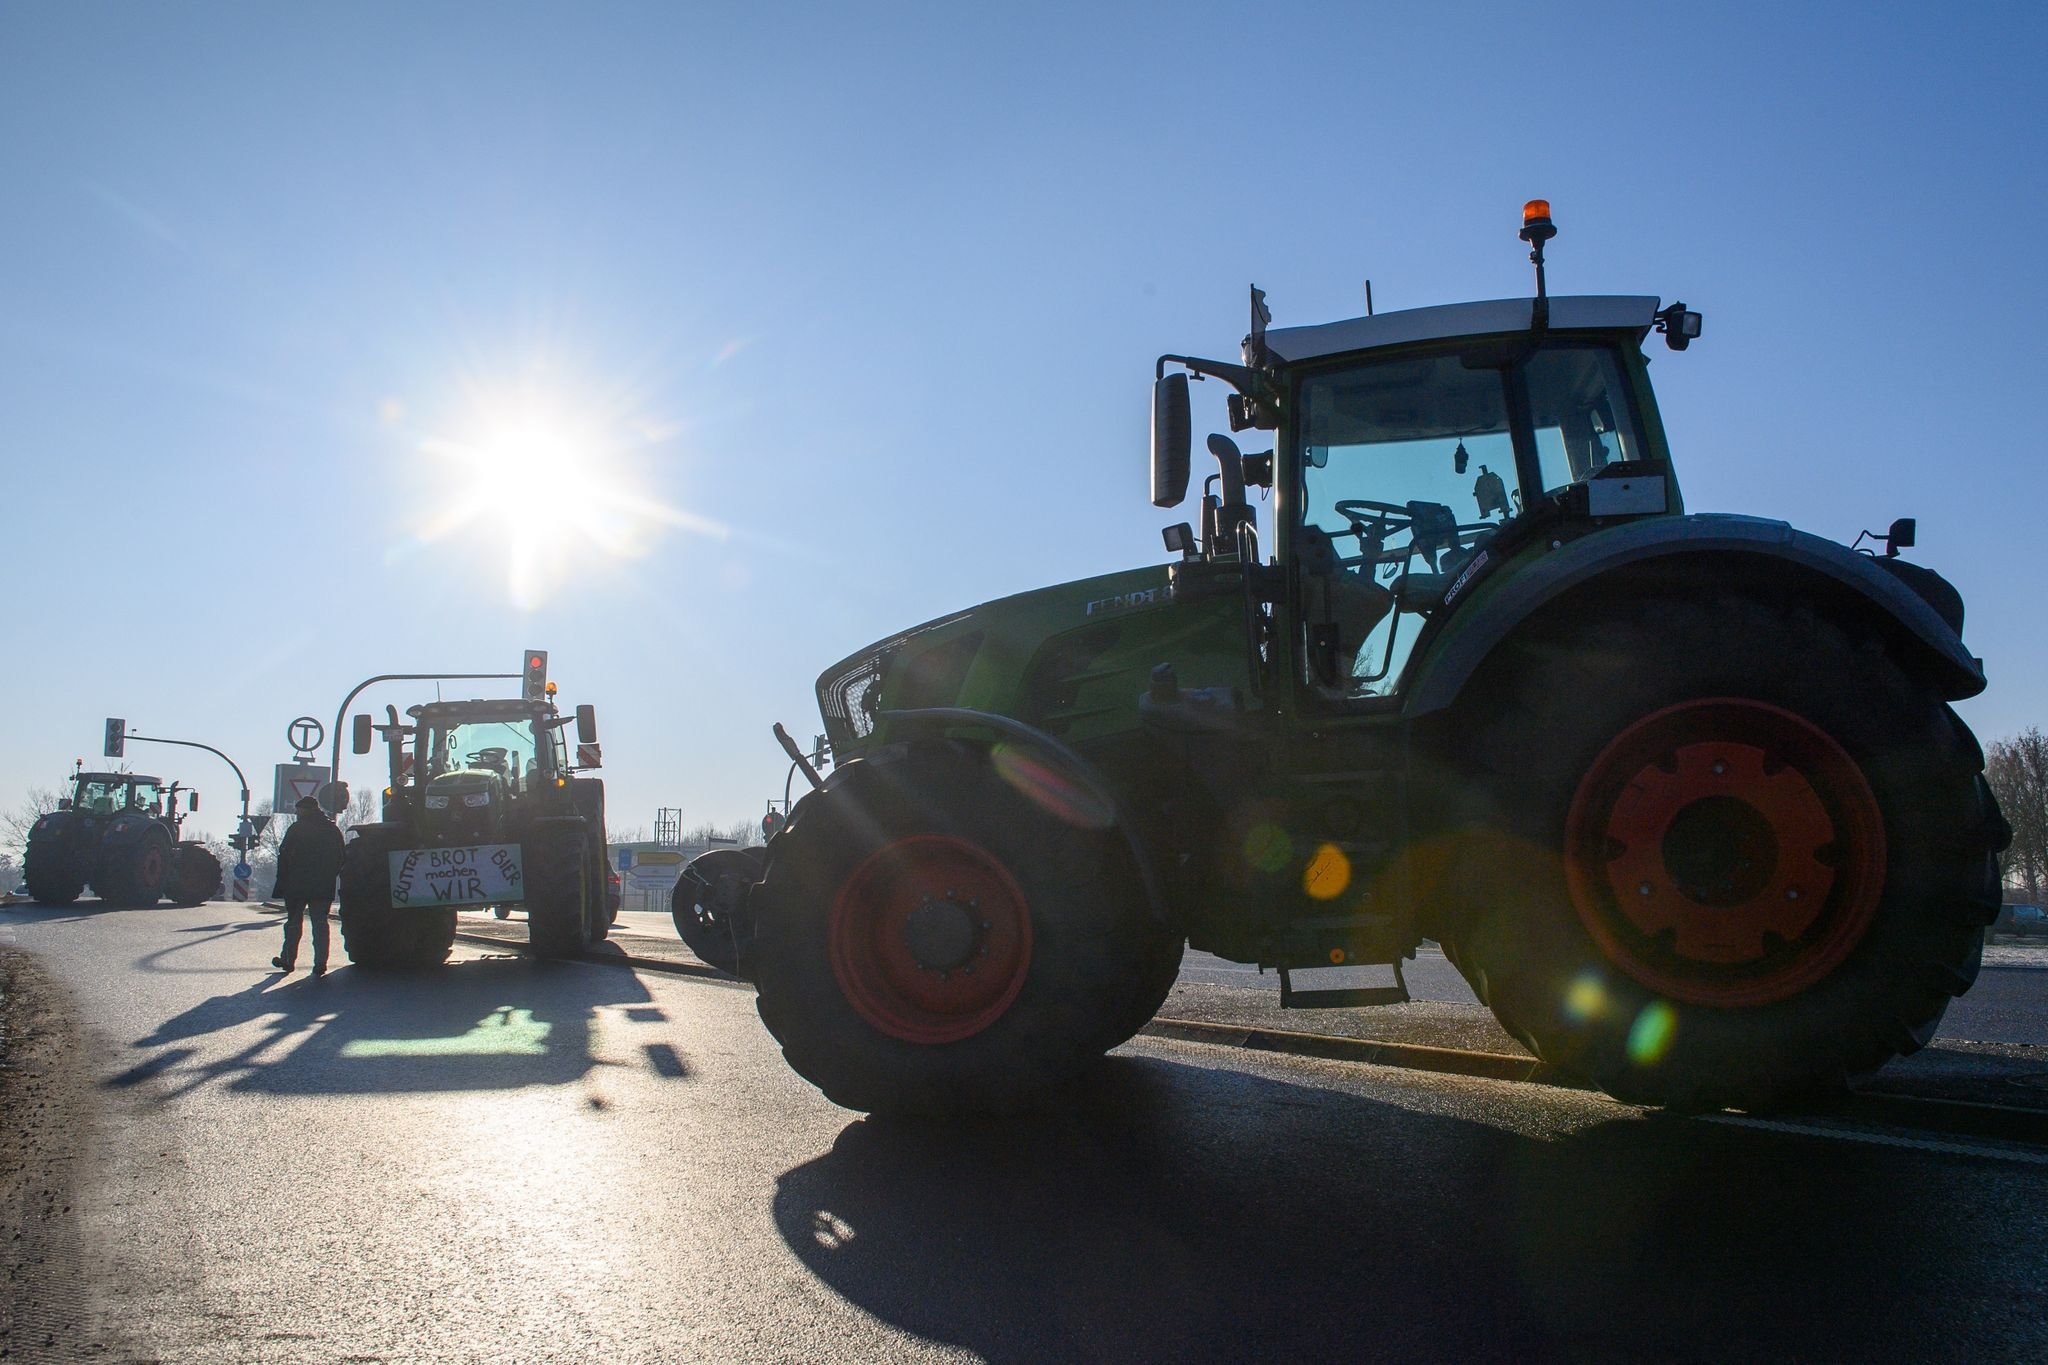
[315,780,350,814]
[273,762,331,813]
[104,718,126,758]
[286,716,325,755]
[633,849,685,866]
[233,861,253,881]
[616,847,635,870]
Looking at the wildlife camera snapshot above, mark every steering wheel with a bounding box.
[1333,499,1413,532]
[468,747,510,772]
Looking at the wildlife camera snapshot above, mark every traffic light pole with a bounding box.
[329,672,521,796]
[122,731,254,849]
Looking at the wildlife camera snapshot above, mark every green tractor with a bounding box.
[24,767,221,907]
[339,687,609,968]
[737,203,2009,1115]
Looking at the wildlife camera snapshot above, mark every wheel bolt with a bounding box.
[1638,882,1653,897]
[1711,761,1728,776]
[1786,888,1801,901]
[980,921,991,930]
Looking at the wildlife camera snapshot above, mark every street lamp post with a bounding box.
[121,731,255,853]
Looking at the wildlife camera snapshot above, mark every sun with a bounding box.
[404,376,725,609]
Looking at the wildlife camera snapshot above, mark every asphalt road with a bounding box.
[4,899,2047,1362]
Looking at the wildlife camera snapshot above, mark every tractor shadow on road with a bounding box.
[1,898,209,926]
[113,957,654,1100]
[772,1054,2043,1362]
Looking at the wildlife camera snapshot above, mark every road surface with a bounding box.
[3,900,2045,1362]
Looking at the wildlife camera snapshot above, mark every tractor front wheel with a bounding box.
[672,846,765,975]
[750,744,1175,1115]
[1440,597,2007,1111]
[526,819,595,959]
[338,831,457,968]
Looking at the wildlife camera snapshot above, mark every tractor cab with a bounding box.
[66,772,165,817]
[1152,202,1703,707]
[1276,304,1676,697]
[357,693,601,843]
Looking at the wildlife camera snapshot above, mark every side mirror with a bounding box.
[1887,517,1916,555]
[352,713,374,755]
[575,704,598,745]
[189,792,200,811]
[1151,372,1190,508]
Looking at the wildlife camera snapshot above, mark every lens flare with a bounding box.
[989,744,1115,829]
[1563,971,1609,1023]
[1627,1001,1679,1065]
[1303,843,1352,900]
[1245,824,1293,874]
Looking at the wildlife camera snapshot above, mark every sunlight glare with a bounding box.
[403,373,727,609]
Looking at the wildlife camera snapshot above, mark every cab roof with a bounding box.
[408,699,548,725]
[78,771,162,785]
[1261,295,1659,364]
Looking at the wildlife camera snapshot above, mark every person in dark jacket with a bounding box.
[272,795,346,976]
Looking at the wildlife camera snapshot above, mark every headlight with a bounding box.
[462,791,491,808]
[424,793,451,810]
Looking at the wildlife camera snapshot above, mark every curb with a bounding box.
[1137,1016,1582,1088]
[455,927,2048,1148]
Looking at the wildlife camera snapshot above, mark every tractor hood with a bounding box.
[815,562,1252,756]
[816,566,1172,753]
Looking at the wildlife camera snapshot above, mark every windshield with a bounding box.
[1296,340,1647,697]
[427,720,543,793]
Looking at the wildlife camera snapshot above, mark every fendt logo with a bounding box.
[1084,586,1173,617]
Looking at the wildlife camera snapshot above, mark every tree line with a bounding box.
[1990,726,2047,902]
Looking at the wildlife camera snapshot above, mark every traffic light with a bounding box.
[103,717,125,759]
[522,649,548,702]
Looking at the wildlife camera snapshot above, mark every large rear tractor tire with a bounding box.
[166,845,222,907]
[1437,596,2007,1112]
[22,839,83,907]
[338,829,457,969]
[672,846,766,976]
[750,743,1178,1116]
[96,828,173,907]
[527,818,596,960]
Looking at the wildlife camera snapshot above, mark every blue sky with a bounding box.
[3,1,2044,839]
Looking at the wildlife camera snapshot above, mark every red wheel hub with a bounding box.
[1564,699,1886,1007]
[829,835,1033,1044]
[139,845,167,885]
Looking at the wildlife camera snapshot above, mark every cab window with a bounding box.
[1527,346,1645,494]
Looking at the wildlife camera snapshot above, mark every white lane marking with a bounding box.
[1702,1114,2048,1166]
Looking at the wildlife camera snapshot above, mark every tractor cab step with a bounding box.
[1276,958,1410,1010]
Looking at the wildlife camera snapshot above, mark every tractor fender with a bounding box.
[27,809,81,845]
[1405,513,1986,719]
[863,706,1172,924]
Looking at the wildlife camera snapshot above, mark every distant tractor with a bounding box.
[24,768,222,907]
[340,684,608,968]
[731,204,2009,1116]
